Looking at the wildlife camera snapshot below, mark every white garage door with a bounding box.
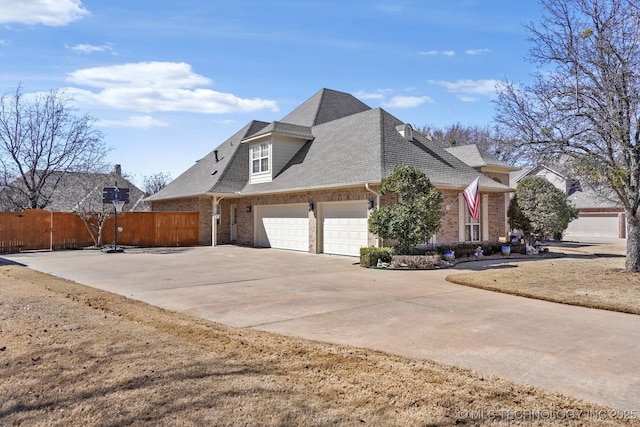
[322,202,369,257]
[256,204,309,252]
[564,214,620,239]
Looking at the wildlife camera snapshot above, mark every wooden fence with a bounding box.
[0,209,199,253]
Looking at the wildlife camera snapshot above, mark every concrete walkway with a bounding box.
[3,245,639,411]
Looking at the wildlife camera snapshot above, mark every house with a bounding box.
[0,164,147,213]
[511,164,626,239]
[445,145,520,239]
[146,88,514,256]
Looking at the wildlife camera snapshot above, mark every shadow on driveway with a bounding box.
[0,257,25,266]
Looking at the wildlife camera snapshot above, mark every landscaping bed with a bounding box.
[362,242,540,270]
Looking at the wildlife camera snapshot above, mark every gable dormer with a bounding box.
[242,121,313,184]
[396,123,414,141]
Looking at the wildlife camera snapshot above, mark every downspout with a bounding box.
[365,183,381,248]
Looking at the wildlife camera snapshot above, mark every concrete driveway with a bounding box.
[3,245,639,412]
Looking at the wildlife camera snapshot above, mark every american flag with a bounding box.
[463,177,480,221]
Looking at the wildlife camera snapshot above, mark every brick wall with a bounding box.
[436,190,505,244]
[486,192,500,241]
[151,185,508,250]
[219,187,380,252]
[437,190,461,244]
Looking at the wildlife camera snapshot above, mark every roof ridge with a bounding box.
[312,88,328,128]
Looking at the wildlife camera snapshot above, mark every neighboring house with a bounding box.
[0,164,147,213]
[510,164,626,239]
[445,145,520,239]
[146,88,514,256]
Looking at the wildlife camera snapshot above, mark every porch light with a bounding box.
[246,205,252,213]
[308,202,314,212]
[367,199,374,210]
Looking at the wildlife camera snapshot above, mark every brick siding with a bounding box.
[151,185,507,251]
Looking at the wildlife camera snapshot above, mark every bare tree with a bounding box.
[415,122,525,165]
[494,0,640,271]
[68,169,115,247]
[0,86,109,211]
[77,202,113,248]
[143,172,172,195]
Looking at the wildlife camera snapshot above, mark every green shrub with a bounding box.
[482,242,504,256]
[360,247,394,267]
[510,242,526,254]
[436,242,527,258]
[437,244,477,258]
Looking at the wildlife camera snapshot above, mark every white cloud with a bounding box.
[465,48,491,55]
[63,61,279,114]
[382,95,433,109]
[0,0,89,26]
[457,95,480,102]
[353,89,392,100]
[0,39,10,47]
[428,79,500,102]
[67,62,210,89]
[418,50,455,57]
[68,43,114,54]
[95,115,168,129]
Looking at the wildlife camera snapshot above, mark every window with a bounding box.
[465,208,480,242]
[251,142,270,174]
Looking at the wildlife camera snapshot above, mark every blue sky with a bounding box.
[0,0,542,186]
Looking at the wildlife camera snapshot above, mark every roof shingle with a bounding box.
[149,89,513,202]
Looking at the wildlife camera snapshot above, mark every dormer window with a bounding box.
[251,142,270,174]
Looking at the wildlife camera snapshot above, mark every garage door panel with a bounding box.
[322,202,368,257]
[564,214,619,239]
[257,205,309,252]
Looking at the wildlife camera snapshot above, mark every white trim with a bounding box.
[460,192,482,242]
[458,195,465,242]
[249,141,272,184]
[212,196,224,247]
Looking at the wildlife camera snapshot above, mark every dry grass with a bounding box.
[2,265,638,426]
[446,243,640,315]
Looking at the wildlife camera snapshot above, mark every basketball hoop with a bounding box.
[101,183,129,253]
[112,200,125,213]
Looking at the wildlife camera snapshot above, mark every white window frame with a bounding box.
[251,142,270,174]
[465,206,481,242]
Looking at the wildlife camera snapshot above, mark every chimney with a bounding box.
[214,150,219,162]
[114,164,122,176]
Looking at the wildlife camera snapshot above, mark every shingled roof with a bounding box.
[0,164,146,212]
[279,88,371,127]
[445,145,519,171]
[146,120,268,201]
[147,88,513,202]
